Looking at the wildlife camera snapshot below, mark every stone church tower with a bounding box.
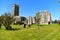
[12,4,19,16]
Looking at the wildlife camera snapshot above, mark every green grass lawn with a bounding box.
[0,24,60,40]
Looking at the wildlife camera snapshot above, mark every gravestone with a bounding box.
[28,16,33,27]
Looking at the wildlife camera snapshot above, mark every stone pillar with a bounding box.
[28,16,33,27]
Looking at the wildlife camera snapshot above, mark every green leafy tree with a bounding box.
[2,13,14,30]
[35,12,40,28]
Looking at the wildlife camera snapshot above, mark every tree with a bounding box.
[54,20,58,23]
[2,13,14,30]
[58,0,60,3]
[0,16,2,29]
[58,20,60,25]
[35,12,40,29]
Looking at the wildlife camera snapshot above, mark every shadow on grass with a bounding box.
[39,25,49,27]
[5,28,20,31]
[11,28,20,31]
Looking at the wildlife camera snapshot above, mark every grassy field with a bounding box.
[0,24,60,40]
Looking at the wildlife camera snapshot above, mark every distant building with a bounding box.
[12,4,27,24]
[12,4,19,16]
[40,10,51,24]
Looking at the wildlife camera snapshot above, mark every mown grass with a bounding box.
[0,24,60,40]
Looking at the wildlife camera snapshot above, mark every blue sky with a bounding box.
[0,0,60,20]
